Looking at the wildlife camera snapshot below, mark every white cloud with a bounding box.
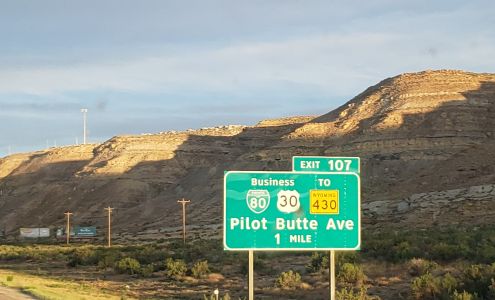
[0,32,401,96]
[0,0,494,99]
[1,26,494,99]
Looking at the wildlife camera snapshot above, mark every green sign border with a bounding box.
[223,171,361,251]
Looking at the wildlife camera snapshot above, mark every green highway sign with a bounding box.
[224,171,360,251]
[292,156,360,174]
[73,226,97,237]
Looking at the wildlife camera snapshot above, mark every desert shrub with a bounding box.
[68,247,98,267]
[1,247,21,260]
[362,226,495,263]
[165,258,187,278]
[363,234,421,262]
[252,259,274,275]
[2,246,30,261]
[306,252,328,273]
[115,257,141,275]
[194,240,225,263]
[169,239,224,263]
[338,263,365,286]
[488,279,495,299]
[239,253,269,275]
[391,241,421,262]
[0,245,72,262]
[477,243,495,263]
[362,234,393,260]
[337,251,360,264]
[275,270,301,290]
[411,273,439,299]
[6,275,13,281]
[411,264,495,300]
[411,273,457,299]
[97,250,120,270]
[132,245,167,265]
[451,290,480,300]
[306,252,360,274]
[408,258,438,276]
[460,264,495,298]
[431,242,460,261]
[139,264,155,277]
[192,260,210,278]
[439,273,458,295]
[203,293,232,300]
[336,286,375,300]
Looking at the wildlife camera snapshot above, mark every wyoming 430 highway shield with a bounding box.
[223,171,360,251]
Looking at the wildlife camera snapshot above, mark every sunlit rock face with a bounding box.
[0,70,494,240]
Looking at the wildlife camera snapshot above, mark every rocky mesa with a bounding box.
[0,70,494,241]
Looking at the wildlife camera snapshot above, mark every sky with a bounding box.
[0,0,494,157]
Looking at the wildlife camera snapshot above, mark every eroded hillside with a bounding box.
[0,70,494,241]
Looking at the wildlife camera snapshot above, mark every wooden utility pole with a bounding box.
[104,207,114,247]
[64,211,73,245]
[177,198,190,244]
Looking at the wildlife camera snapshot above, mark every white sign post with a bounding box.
[249,250,254,300]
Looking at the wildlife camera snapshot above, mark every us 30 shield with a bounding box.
[277,190,301,213]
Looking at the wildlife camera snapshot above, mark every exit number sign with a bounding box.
[293,156,360,174]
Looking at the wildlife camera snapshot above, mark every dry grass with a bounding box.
[0,269,132,300]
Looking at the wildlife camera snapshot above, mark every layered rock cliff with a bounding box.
[0,70,494,240]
